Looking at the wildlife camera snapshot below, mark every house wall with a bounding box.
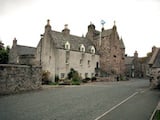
[0,64,42,95]
[55,49,99,79]
[150,68,160,88]
[36,33,56,81]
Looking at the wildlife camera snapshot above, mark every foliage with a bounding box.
[48,82,58,85]
[0,41,10,64]
[42,71,51,84]
[91,77,97,81]
[67,68,81,85]
[82,77,91,83]
[72,81,80,85]
[55,75,59,83]
[153,110,160,120]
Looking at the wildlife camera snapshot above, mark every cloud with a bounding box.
[0,0,35,15]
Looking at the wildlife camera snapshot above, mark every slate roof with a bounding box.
[50,30,96,53]
[101,29,112,37]
[150,48,160,68]
[125,57,134,65]
[16,45,36,55]
[120,39,125,49]
[148,48,159,65]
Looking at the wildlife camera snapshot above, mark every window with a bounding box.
[91,73,94,77]
[65,41,70,50]
[79,73,82,77]
[16,56,19,63]
[88,60,90,67]
[85,73,88,78]
[96,62,99,68]
[61,73,65,79]
[90,46,95,54]
[66,58,69,64]
[80,59,82,65]
[80,44,85,52]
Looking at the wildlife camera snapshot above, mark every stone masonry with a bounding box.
[0,64,42,95]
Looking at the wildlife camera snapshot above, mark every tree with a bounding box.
[0,41,10,64]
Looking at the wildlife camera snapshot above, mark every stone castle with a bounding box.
[9,20,125,82]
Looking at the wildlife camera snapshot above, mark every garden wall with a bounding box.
[0,64,42,95]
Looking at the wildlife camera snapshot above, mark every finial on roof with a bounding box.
[47,19,50,25]
[64,24,68,29]
[114,20,116,26]
[90,21,92,25]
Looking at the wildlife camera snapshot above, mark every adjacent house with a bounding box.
[148,47,160,88]
[9,38,36,65]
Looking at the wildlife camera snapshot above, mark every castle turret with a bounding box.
[86,22,96,41]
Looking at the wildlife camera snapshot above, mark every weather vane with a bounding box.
[101,20,106,27]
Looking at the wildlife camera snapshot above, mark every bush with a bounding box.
[42,71,51,85]
[72,81,81,85]
[91,77,97,81]
[82,79,88,83]
[55,75,59,83]
[48,82,58,85]
[82,77,91,83]
[67,68,81,85]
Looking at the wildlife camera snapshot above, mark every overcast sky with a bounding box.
[0,0,160,57]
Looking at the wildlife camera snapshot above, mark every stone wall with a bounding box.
[0,64,42,95]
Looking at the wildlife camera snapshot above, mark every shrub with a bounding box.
[55,75,59,83]
[91,77,97,82]
[82,77,91,83]
[72,81,81,85]
[67,68,81,85]
[42,71,51,85]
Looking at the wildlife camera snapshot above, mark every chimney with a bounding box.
[152,46,156,53]
[62,24,70,36]
[45,19,51,32]
[134,51,138,58]
[13,37,17,48]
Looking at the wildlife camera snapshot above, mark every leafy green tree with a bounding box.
[0,41,10,64]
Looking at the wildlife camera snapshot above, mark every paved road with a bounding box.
[0,79,159,120]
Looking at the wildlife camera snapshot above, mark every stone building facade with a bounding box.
[9,38,36,65]
[9,20,126,82]
[86,22,125,76]
[148,47,160,88]
[125,50,153,78]
[36,20,99,81]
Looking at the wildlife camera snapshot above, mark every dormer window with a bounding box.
[65,41,70,50]
[79,44,85,52]
[90,46,95,54]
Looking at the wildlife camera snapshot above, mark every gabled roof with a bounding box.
[150,48,160,68]
[148,48,159,66]
[101,29,112,37]
[16,45,36,55]
[50,30,96,53]
[125,56,134,65]
[120,39,125,49]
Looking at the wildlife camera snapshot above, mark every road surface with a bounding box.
[0,79,159,120]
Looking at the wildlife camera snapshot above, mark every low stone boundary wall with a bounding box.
[0,64,42,95]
